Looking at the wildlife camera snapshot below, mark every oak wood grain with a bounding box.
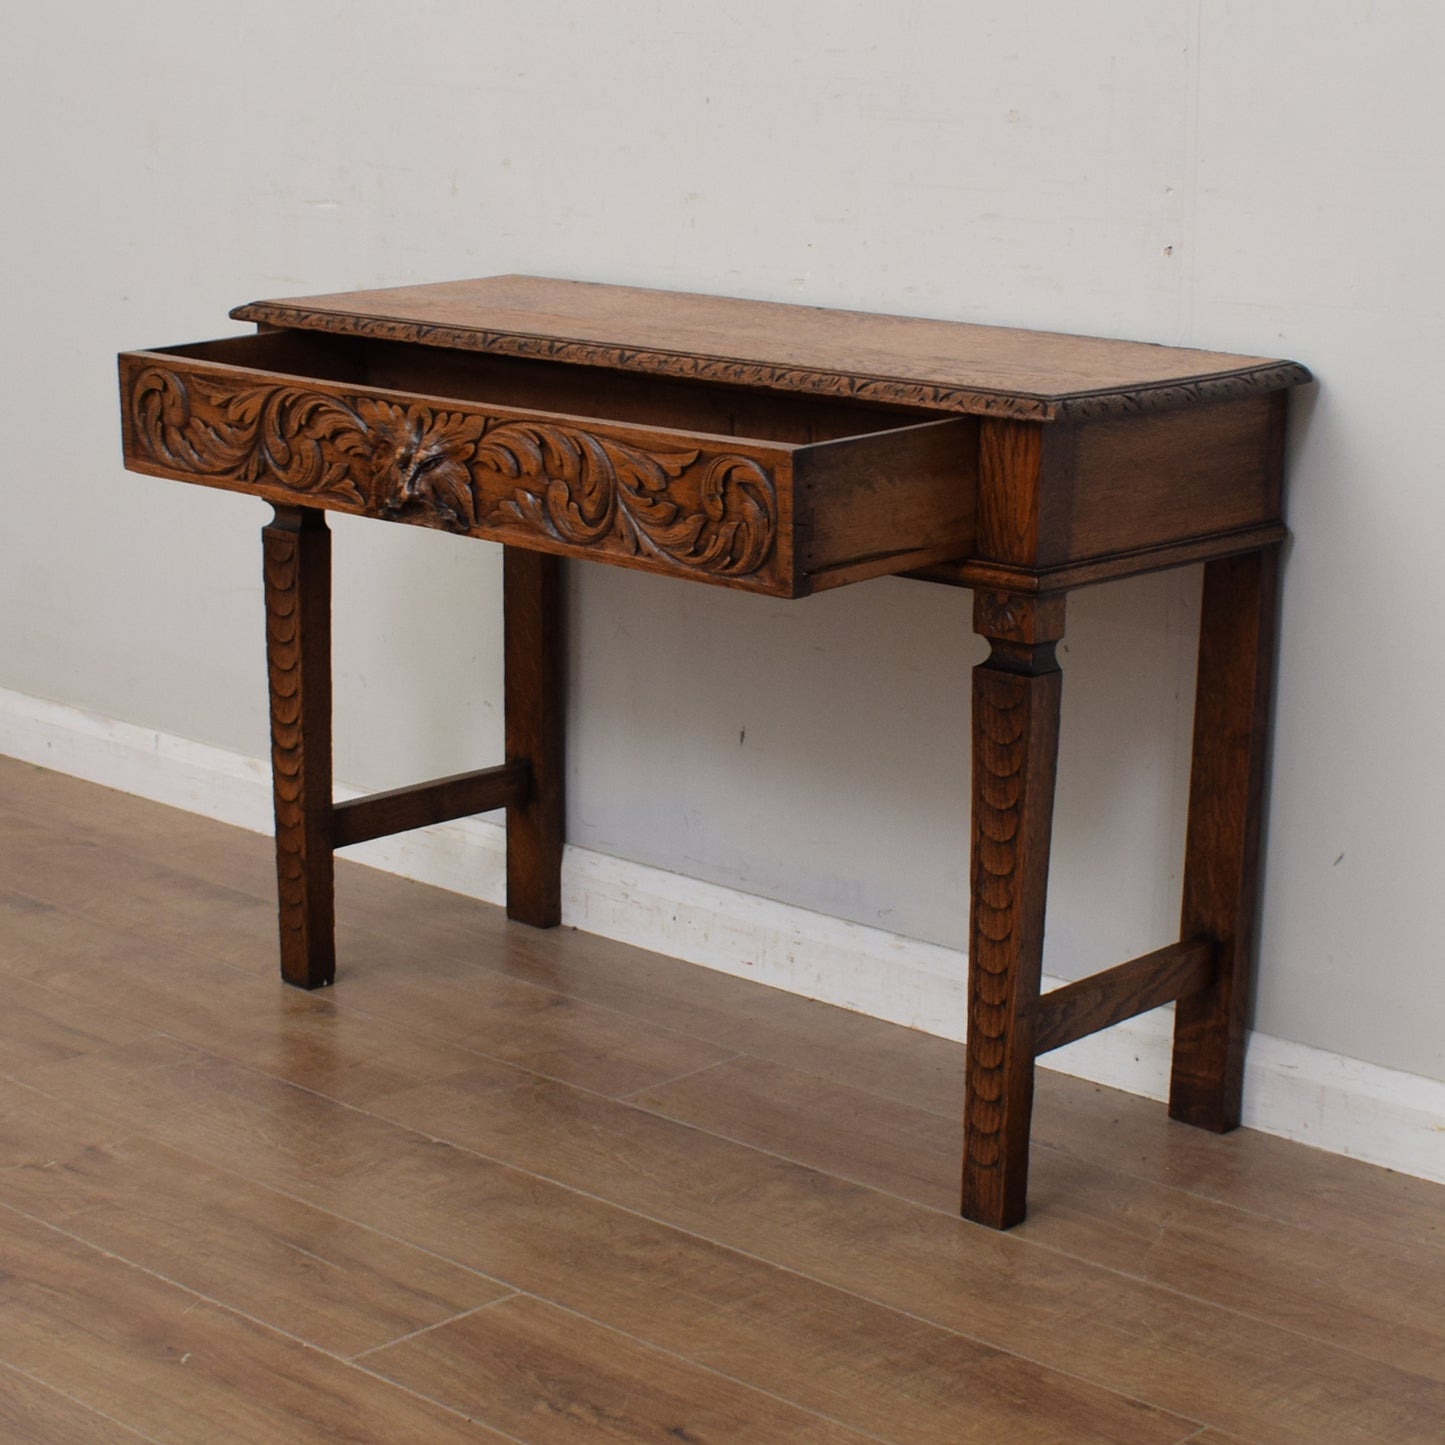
[0,1360,160,1445]
[1033,939,1215,1056]
[1064,394,1285,558]
[1170,549,1279,1129]
[0,1207,508,1442]
[911,521,1288,593]
[12,763,1437,1269]
[331,762,528,848]
[231,275,1308,422]
[350,1070,1445,1443]
[631,1052,1445,1387]
[366,1293,879,1444]
[123,278,1307,1230]
[16,1035,1196,1445]
[0,860,735,1106]
[0,1080,508,1357]
[9,762,1442,1445]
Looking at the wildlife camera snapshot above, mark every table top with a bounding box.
[233,275,1309,424]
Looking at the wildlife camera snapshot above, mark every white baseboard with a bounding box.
[3,684,1442,1187]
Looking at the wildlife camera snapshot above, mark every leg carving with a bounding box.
[263,506,335,988]
[962,590,1066,1228]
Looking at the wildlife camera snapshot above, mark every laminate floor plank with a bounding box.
[17,765,1437,1278]
[2,762,971,1116]
[0,1206,512,1443]
[7,761,1435,1262]
[365,1293,881,1444]
[0,871,735,1106]
[631,1054,1445,1383]
[17,1037,1198,1445]
[0,1076,510,1358]
[631,1052,960,1210]
[360,1069,1445,1445]
[1030,1068,1445,1260]
[0,895,488,1109]
[23,1024,1443,1444]
[0,1360,162,1444]
[5,758,1445,1444]
[0,813,278,973]
[0,969,155,1072]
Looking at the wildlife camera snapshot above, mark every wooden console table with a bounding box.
[118,276,1309,1228]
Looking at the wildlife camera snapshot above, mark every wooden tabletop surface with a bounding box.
[233,275,1309,422]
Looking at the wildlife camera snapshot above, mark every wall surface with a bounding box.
[3,1,1442,1086]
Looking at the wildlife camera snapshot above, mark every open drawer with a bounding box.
[118,330,978,597]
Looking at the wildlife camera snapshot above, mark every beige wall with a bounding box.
[3,0,1441,1083]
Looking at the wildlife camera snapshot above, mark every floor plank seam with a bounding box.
[0,1070,520,1293]
[41,874,1438,1263]
[546,1087,1445,1393]
[508,1292,901,1445]
[5,781,978,1121]
[1028,1135,1335,1231]
[0,859,764,1111]
[0,1061,1196,1440]
[0,1196,521,1437]
[11,974,1445,1424]
[616,1052,746,1102]
[18,1027,1431,1434]
[0,1356,166,1444]
[319,1105,1445,1432]
[9,765,1445,1442]
[349,1294,520,1363]
[3,826,990,1164]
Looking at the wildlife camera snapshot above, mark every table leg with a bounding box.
[1169,548,1280,1129]
[262,505,335,989]
[962,590,1067,1229]
[503,547,565,927]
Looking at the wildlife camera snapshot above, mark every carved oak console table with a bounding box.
[118,276,1309,1228]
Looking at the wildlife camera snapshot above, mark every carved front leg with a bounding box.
[963,590,1066,1229]
[263,506,335,988]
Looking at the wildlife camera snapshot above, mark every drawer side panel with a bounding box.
[793,417,977,589]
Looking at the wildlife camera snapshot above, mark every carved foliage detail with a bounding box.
[130,366,778,579]
[973,591,1024,640]
[476,426,775,578]
[133,367,370,503]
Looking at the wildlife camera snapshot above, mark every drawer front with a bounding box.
[120,351,797,594]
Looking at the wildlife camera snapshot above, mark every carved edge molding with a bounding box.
[230,302,1311,423]
[125,361,780,585]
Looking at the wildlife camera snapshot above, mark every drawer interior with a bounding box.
[161,331,941,447]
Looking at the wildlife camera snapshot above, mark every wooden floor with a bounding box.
[1,758,1443,1444]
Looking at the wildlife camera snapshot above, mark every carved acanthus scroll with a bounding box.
[128,366,779,581]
